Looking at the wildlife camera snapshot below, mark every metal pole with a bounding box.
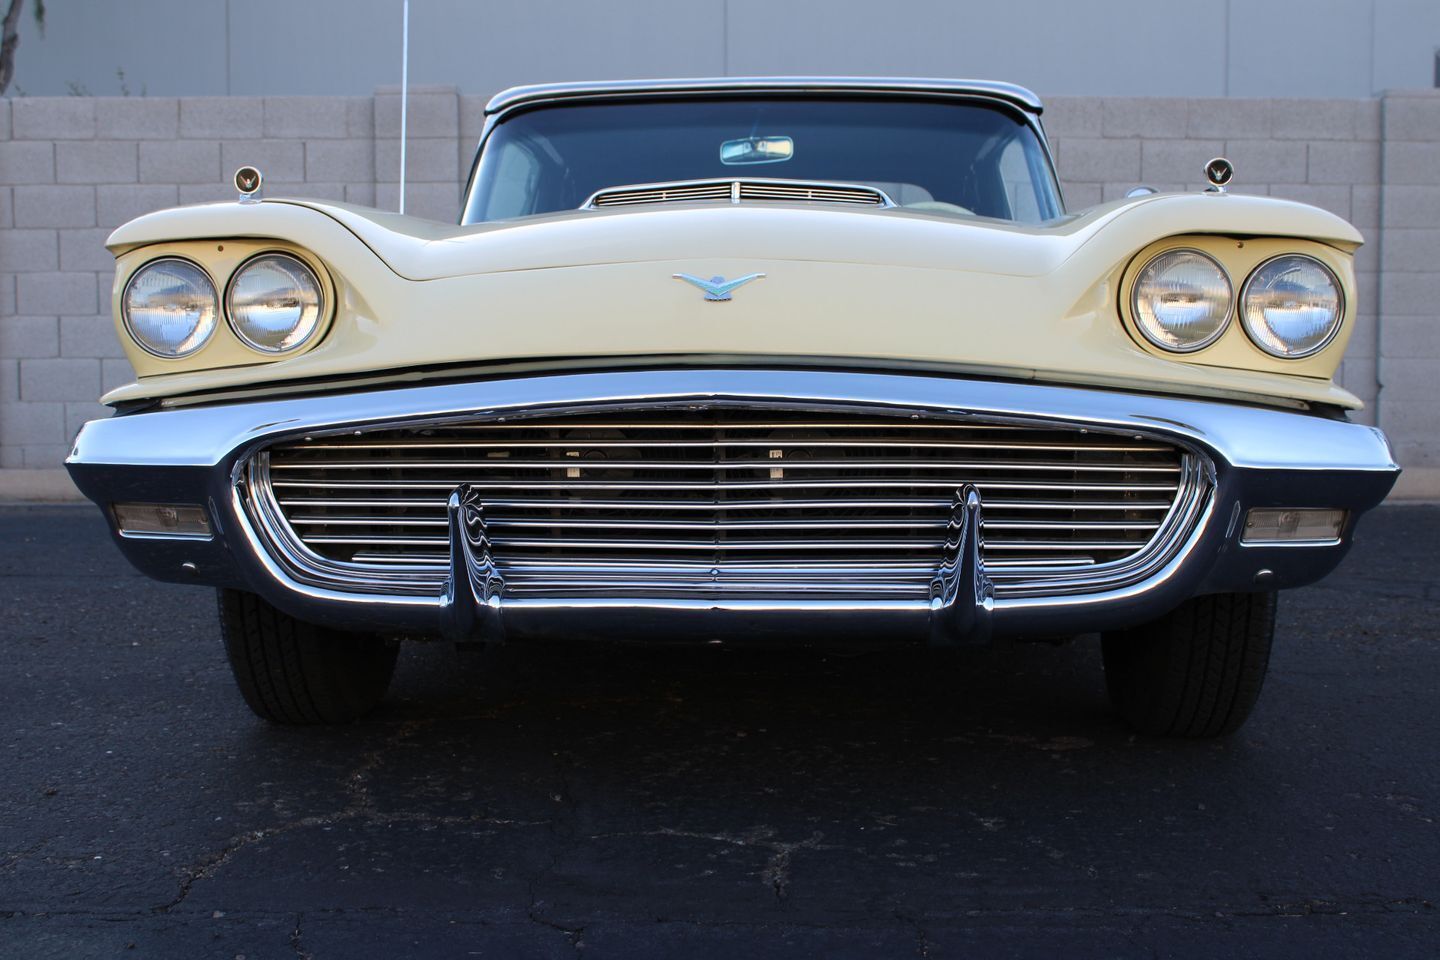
[399,0,409,214]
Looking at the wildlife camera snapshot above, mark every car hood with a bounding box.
[111,193,1361,282]
[103,193,1364,410]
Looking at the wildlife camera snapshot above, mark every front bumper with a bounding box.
[66,369,1399,645]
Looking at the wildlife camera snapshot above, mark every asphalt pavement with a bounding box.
[2,504,1437,958]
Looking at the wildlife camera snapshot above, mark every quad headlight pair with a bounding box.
[1131,250,1343,359]
[121,253,325,359]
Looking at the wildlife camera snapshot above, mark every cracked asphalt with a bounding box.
[2,504,1438,958]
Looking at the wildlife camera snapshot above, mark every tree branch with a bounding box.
[0,0,24,97]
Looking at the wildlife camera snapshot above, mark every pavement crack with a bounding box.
[155,810,551,912]
[617,827,834,902]
[0,840,47,872]
[758,832,826,901]
[526,844,586,955]
[154,718,546,912]
[915,922,934,958]
[521,736,587,951]
[525,901,586,955]
[892,906,935,958]
[289,912,313,960]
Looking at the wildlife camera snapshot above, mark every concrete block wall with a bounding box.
[1377,91,1440,471]
[0,93,374,469]
[1,88,1436,492]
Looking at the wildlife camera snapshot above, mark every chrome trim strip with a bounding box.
[117,530,214,542]
[68,369,1400,474]
[485,77,1045,116]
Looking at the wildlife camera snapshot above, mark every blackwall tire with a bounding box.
[218,589,399,725]
[1102,591,1277,738]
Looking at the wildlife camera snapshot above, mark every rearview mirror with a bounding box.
[720,136,794,165]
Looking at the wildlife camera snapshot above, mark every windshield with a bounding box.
[463,97,1062,225]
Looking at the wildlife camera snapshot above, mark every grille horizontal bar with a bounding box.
[250,408,1200,600]
[291,439,1170,452]
[270,479,1180,493]
[276,497,1176,511]
[284,516,1162,532]
[270,461,1179,475]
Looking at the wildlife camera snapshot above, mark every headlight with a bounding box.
[121,258,219,358]
[1240,255,1343,358]
[226,253,324,353]
[1131,250,1232,353]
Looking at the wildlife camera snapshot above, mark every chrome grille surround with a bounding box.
[242,403,1210,602]
[584,178,894,209]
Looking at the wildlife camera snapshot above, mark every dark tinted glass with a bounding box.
[464,97,1061,224]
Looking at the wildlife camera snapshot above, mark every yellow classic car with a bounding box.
[66,78,1399,735]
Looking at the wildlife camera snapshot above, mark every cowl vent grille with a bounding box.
[585,178,892,209]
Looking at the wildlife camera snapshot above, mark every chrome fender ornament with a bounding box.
[234,165,264,203]
[1204,157,1234,194]
[673,272,765,301]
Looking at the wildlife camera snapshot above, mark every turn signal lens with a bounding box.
[226,253,324,353]
[1131,249,1233,353]
[1241,508,1346,545]
[112,502,213,539]
[122,258,219,358]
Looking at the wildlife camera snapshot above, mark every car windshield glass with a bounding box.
[463,97,1062,225]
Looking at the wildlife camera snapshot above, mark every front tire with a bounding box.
[1102,591,1276,738]
[218,589,399,724]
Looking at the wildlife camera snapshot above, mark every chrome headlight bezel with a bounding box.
[1239,254,1345,360]
[224,251,327,355]
[120,257,220,360]
[1129,248,1234,354]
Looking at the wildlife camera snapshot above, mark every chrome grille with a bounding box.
[586,179,891,209]
[249,409,1202,600]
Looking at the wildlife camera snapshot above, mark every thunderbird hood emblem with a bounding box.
[673,272,765,301]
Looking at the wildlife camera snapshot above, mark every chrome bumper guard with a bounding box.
[66,369,1400,646]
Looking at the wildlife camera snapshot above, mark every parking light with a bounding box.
[1241,508,1346,546]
